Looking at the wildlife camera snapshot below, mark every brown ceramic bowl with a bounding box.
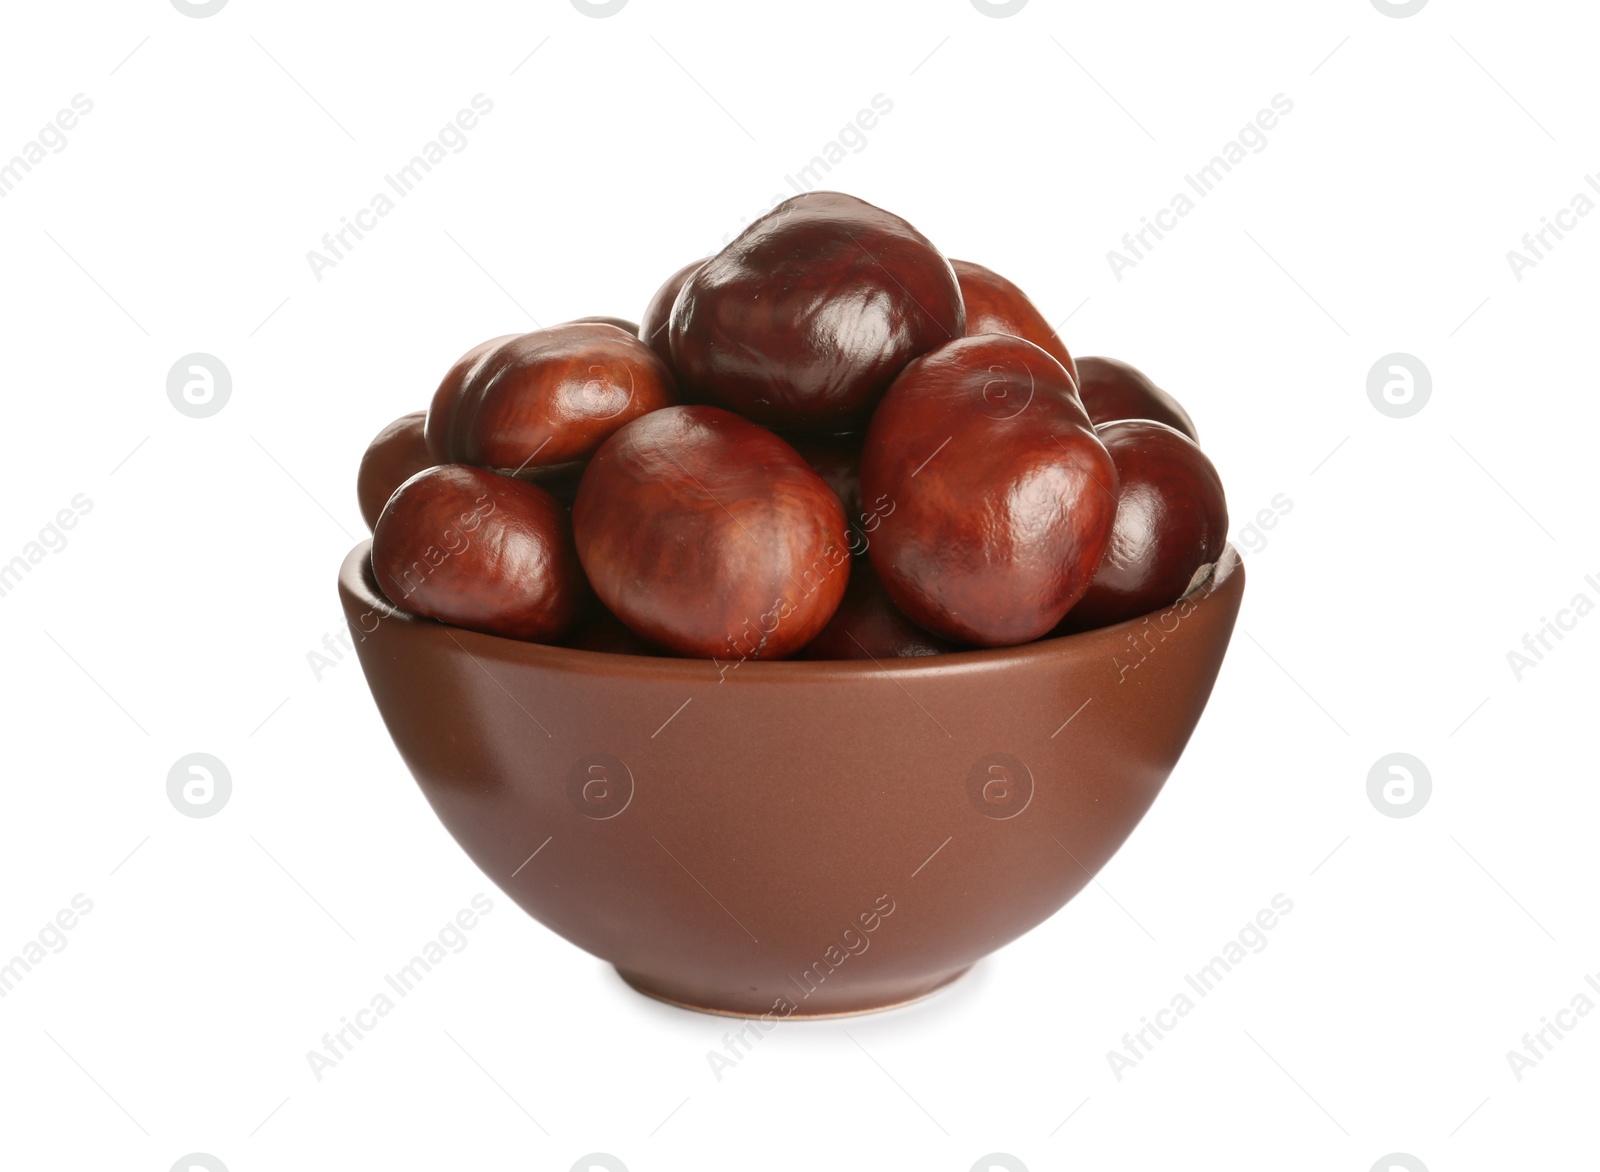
[338,541,1244,1017]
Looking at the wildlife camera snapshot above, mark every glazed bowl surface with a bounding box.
[338,542,1244,1016]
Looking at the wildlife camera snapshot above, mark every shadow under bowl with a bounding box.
[338,543,1244,1017]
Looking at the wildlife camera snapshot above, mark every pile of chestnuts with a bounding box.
[358,192,1228,662]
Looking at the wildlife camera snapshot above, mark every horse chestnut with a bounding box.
[572,405,850,659]
[423,333,521,463]
[669,192,965,432]
[860,335,1118,647]
[1060,420,1227,632]
[358,411,434,531]
[798,559,957,660]
[638,257,706,369]
[372,465,585,642]
[425,323,676,477]
[952,259,1078,385]
[1075,356,1198,442]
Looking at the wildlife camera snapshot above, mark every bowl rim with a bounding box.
[339,540,1243,683]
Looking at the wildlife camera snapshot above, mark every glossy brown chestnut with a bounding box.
[572,405,850,659]
[357,411,434,532]
[638,258,705,368]
[372,464,585,642]
[860,335,1118,647]
[1059,420,1228,632]
[952,259,1078,386]
[797,558,958,660]
[426,323,676,477]
[1075,356,1198,442]
[669,192,965,432]
[423,334,522,463]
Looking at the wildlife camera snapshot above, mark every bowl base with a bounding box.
[615,965,973,1019]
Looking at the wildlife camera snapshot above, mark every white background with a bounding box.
[1,1,1595,1169]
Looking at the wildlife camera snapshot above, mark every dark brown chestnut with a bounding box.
[797,558,958,660]
[638,258,706,369]
[372,464,585,642]
[572,405,850,660]
[669,192,965,432]
[358,411,434,532]
[426,323,677,477]
[1059,420,1227,632]
[424,334,521,463]
[952,259,1078,386]
[1075,356,1198,442]
[860,334,1118,647]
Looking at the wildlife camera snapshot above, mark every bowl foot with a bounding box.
[614,965,973,1019]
